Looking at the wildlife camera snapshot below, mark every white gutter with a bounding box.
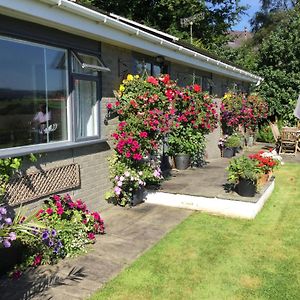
[1,0,262,83]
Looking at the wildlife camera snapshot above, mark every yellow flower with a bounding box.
[134,75,140,79]
[127,74,134,81]
[119,84,125,92]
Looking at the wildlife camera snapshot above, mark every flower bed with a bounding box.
[106,74,218,205]
[0,194,104,278]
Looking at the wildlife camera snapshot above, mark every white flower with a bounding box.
[120,176,125,181]
[124,171,130,177]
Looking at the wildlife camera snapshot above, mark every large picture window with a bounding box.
[0,37,68,149]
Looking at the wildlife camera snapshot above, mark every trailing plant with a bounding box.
[0,154,39,204]
[6,194,105,278]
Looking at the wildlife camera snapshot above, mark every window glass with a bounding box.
[135,59,151,76]
[152,64,161,77]
[0,37,68,149]
[71,52,110,76]
[74,79,98,139]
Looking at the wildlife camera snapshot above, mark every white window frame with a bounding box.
[0,37,108,159]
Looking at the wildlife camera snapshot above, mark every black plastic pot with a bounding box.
[235,179,256,197]
[174,154,190,170]
[0,242,26,275]
[223,147,235,158]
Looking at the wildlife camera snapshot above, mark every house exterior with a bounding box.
[0,0,262,211]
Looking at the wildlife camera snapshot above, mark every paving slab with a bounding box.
[0,203,191,300]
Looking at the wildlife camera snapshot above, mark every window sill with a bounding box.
[0,139,108,159]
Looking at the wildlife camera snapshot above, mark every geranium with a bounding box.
[249,150,281,173]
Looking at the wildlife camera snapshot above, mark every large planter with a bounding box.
[174,154,190,170]
[235,179,256,197]
[0,242,26,275]
[223,147,235,158]
[130,187,145,207]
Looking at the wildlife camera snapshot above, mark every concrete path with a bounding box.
[0,204,192,300]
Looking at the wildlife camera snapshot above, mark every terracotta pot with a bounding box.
[258,173,269,187]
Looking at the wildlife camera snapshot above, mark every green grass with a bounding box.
[90,163,300,300]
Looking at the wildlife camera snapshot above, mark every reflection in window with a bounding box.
[0,36,68,149]
[135,59,162,77]
[74,80,98,139]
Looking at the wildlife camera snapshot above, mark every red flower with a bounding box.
[106,103,113,110]
[36,209,44,218]
[147,76,158,85]
[160,74,170,84]
[33,254,42,267]
[193,84,202,92]
[12,270,22,280]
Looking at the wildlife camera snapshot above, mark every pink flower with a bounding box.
[57,207,64,215]
[133,153,143,160]
[88,232,95,240]
[125,152,131,158]
[139,131,148,138]
[106,103,113,110]
[91,212,101,221]
[53,195,61,201]
[114,186,121,195]
[46,208,53,215]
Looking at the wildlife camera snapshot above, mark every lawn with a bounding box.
[90,163,300,300]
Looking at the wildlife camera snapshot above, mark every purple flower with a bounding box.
[48,240,54,247]
[3,239,11,248]
[0,207,7,215]
[9,232,17,241]
[5,218,12,225]
[51,229,56,237]
[53,247,59,254]
[42,230,49,240]
[57,240,63,248]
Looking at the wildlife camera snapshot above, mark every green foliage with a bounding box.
[167,125,205,156]
[0,157,22,202]
[227,155,261,184]
[225,135,241,148]
[256,7,300,124]
[256,124,275,143]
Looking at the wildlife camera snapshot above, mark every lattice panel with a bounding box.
[4,164,80,206]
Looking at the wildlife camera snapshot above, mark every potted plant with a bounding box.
[167,126,203,170]
[227,155,261,197]
[223,135,241,158]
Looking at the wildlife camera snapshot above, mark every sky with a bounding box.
[232,0,261,31]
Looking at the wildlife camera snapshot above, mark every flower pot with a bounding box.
[223,147,235,158]
[247,135,254,147]
[235,179,256,197]
[258,173,268,187]
[130,187,145,207]
[0,242,26,275]
[174,154,190,170]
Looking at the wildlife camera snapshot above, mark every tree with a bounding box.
[256,6,300,124]
[76,0,248,46]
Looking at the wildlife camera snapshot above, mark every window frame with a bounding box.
[0,35,107,158]
[72,74,101,142]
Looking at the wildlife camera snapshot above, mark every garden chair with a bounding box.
[279,130,298,155]
[269,122,281,152]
